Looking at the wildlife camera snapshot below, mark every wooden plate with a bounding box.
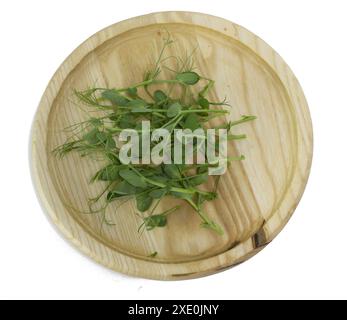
[31,12,313,280]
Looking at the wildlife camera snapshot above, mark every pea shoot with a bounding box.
[54,34,256,236]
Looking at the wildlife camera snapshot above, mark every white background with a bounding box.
[0,0,346,300]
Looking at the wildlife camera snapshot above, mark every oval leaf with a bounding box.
[176,72,200,85]
[102,90,129,106]
[162,164,181,179]
[150,175,169,184]
[119,114,136,129]
[143,214,167,231]
[154,90,167,103]
[183,114,201,131]
[198,97,209,108]
[119,169,148,188]
[83,128,99,145]
[107,181,138,201]
[136,194,153,212]
[127,87,137,98]
[149,188,167,199]
[167,102,182,118]
[189,173,208,186]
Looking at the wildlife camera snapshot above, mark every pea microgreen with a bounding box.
[53,33,256,238]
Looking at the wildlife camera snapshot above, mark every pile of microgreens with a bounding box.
[54,35,256,236]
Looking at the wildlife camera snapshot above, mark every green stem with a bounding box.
[228,134,247,140]
[230,115,257,127]
[181,109,228,115]
[117,79,181,92]
[129,164,211,196]
[185,198,224,235]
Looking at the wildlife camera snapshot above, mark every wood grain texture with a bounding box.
[30,12,313,280]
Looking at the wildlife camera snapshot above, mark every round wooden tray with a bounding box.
[31,12,313,280]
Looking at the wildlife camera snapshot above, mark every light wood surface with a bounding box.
[30,12,313,280]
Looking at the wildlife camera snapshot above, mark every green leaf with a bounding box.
[119,114,136,129]
[97,164,120,181]
[127,87,138,98]
[150,175,169,184]
[83,129,109,146]
[102,89,129,106]
[83,128,99,145]
[162,164,181,179]
[113,181,138,195]
[176,72,200,85]
[154,90,167,103]
[140,205,180,231]
[183,114,201,131]
[136,193,153,212]
[167,102,182,118]
[149,188,167,199]
[109,113,118,121]
[107,181,138,201]
[127,99,147,108]
[200,191,217,202]
[119,169,148,188]
[189,172,209,186]
[198,97,209,108]
[143,214,167,231]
